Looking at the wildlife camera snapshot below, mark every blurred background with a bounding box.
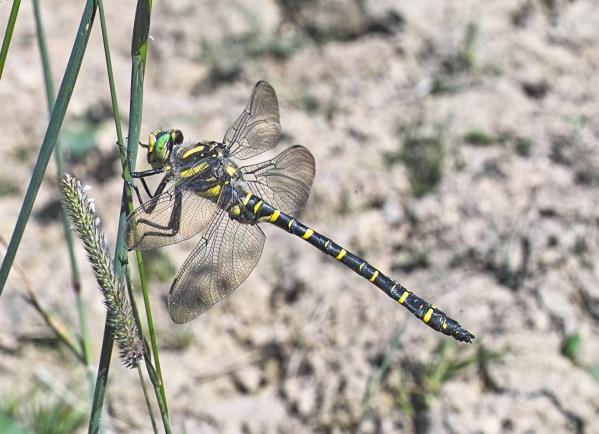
[1,0,598,433]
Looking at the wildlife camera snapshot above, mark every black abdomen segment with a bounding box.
[243,193,474,343]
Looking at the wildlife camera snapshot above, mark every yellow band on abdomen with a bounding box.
[423,308,434,323]
[369,270,379,282]
[399,291,410,304]
[269,210,280,222]
[302,228,314,239]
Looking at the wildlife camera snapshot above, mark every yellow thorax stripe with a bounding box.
[229,205,241,216]
[179,162,209,178]
[253,200,263,214]
[202,184,221,197]
[182,145,205,159]
[243,192,252,206]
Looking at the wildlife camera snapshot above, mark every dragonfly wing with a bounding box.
[168,210,266,323]
[223,81,281,160]
[240,145,315,216]
[126,182,220,251]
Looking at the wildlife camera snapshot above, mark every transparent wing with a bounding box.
[240,145,315,216]
[126,182,220,251]
[167,210,266,324]
[223,81,281,160]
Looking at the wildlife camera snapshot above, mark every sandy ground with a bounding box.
[1,0,598,433]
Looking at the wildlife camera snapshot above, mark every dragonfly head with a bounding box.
[143,129,184,168]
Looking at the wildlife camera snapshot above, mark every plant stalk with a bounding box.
[0,0,22,78]
[31,0,91,370]
[0,0,97,294]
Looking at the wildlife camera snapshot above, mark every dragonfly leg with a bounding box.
[124,139,164,189]
[133,186,183,241]
[135,173,171,214]
[123,164,162,189]
[131,167,166,179]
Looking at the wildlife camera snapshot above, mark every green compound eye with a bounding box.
[156,134,169,151]
[153,132,171,162]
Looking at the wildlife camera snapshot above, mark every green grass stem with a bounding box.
[144,352,172,434]
[31,0,92,374]
[0,0,22,78]
[85,7,124,424]
[0,0,97,294]
[97,0,167,410]
[137,367,159,434]
[89,1,171,432]
[97,0,166,428]
[88,321,113,434]
[126,0,172,426]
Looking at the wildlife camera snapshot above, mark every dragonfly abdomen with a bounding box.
[241,192,474,343]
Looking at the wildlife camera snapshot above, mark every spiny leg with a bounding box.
[126,157,165,206]
[131,167,166,179]
[124,140,159,186]
[134,173,171,214]
[134,186,184,245]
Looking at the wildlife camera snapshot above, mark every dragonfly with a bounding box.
[126,81,474,343]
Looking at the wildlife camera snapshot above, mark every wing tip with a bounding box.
[254,80,273,90]
[168,278,201,324]
[250,80,279,116]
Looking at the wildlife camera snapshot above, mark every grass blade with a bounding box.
[0,0,22,79]
[88,322,113,434]
[96,0,165,428]
[0,0,97,294]
[137,367,159,434]
[87,5,128,428]
[31,0,92,369]
[89,1,171,432]
[32,0,83,304]
[125,1,172,429]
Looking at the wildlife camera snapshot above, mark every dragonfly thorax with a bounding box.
[171,141,234,179]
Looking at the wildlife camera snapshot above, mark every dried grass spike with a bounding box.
[61,173,143,368]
